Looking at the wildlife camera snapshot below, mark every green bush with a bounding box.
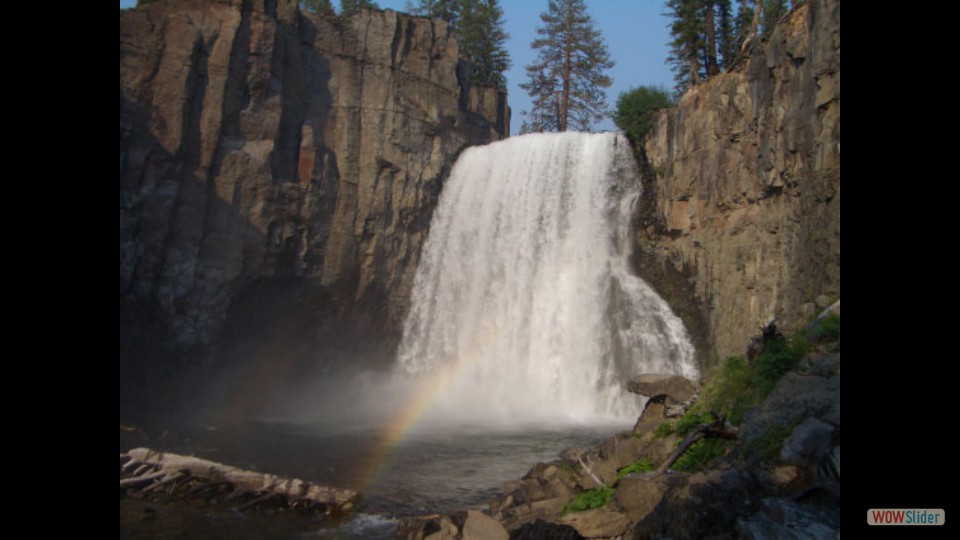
[672,438,731,472]
[664,327,811,472]
[614,458,654,483]
[562,486,614,515]
[613,85,674,143]
[747,423,795,461]
[652,421,676,438]
[809,314,840,343]
[679,333,807,428]
[753,336,806,394]
[676,410,713,436]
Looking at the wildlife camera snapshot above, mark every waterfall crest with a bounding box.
[397,132,698,425]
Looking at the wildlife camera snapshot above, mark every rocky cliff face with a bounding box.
[635,0,840,366]
[119,0,507,419]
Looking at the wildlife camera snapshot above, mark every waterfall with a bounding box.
[397,132,698,426]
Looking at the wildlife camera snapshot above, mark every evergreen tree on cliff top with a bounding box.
[340,0,379,16]
[413,0,511,90]
[520,0,613,133]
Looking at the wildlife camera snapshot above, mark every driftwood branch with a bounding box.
[119,447,359,513]
[576,453,605,487]
[120,470,167,487]
[143,471,188,493]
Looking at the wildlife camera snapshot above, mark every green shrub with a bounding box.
[614,458,654,484]
[747,423,796,461]
[753,336,806,395]
[652,421,676,438]
[562,486,614,515]
[672,438,731,472]
[809,314,840,343]
[676,410,713,436]
[613,85,674,143]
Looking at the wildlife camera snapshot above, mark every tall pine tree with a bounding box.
[520,0,613,133]
[666,0,705,95]
[300,0,335,15]
[666,0,741,96]
[340,0,379,16]
[413,1,510,90]
[459,1,511,89]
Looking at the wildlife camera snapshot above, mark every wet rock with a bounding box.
[559,508,631,538]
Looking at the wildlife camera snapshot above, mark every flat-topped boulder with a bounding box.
[626,374,699,406]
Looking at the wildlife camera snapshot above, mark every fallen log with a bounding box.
[119,447,359,513]
[657,414,738,473]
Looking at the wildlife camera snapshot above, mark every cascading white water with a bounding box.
[397,132,698,426]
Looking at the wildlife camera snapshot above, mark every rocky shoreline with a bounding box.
[399,317,840,540]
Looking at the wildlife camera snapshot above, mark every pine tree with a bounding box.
[340,0,379,16]
[520,0,613,133]
[413,0,510,90]
[459,1,511,89]
[761,0,788,36]
[716,0,735,69]
[666,0,739,95]
[412,0,460,22]
[666,0,705,95]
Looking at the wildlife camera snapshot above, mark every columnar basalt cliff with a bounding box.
[119,0,508,419]
[635,0,840,366]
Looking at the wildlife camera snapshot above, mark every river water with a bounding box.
[120,420,623,539]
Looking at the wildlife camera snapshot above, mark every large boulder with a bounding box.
[739,372,840,450]
[626,374,699,405]
[612,471,688,523]
[780,417,835,465]
[559,508,631,539]
[629,469,761,539]
[736,498,840,540]
[507,520,583,540]
[398,511,509,540]
[632,401,666,435]
[462,510,509,540]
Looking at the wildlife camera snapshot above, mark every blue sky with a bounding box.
[120,1,674,134]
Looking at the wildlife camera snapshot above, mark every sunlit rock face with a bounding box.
[635,0,840,365]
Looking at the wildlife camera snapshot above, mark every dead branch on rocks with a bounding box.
[119,447,359,514]
[657,414,738,473]
[575,452,606,487]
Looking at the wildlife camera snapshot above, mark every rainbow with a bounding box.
[350,364,457,493]
[349,328,504,494]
